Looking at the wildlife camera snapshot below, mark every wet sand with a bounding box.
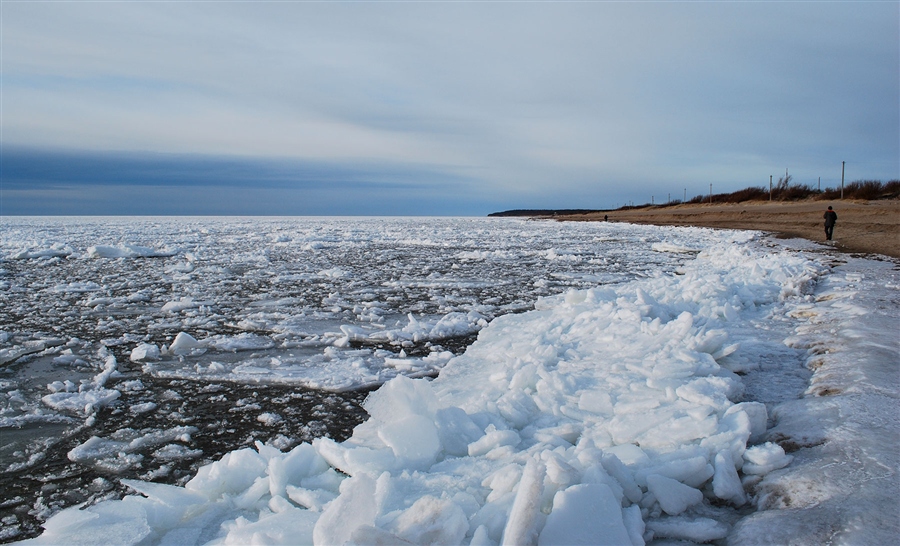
[552,199,900,259]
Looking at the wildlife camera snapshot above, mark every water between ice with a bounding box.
[2,216,879,544]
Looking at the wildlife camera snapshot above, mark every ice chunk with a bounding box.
[257,412,283,426]
[675,376,740,411]
[386,496,469,545]
[645,516,729,542]
[285,485,336,512]
[713,451,747,505]
[268,443,328,498]
[470,525,493,546]
[622,505,646,546]
[538,483,633,546]
[121,479,207,512]
[430,311,488,338]
[216,505,318,545]
[161,297,198,313]
[207,333,275,352]
[533,422,582,446]
[742,442,793,475]
[601,453,643,504]
[38,497,152,546]
[435,406,485,457]
[578,390,613,415]
[324,429,414,475]
[635,412,719,449]
[313,474,377,546]
[347,525,414,546]
[42,388,121,415]
[87,243,175,259]
[604,443,650,466]
[129,343,160,362]
[185,448,266,499]
[167,332,207,355]
[501,458,545,545]
[651,241,700,254]
[46,380,76,394]
[377,414,441,469]
[130,402,157,414]
[726,402,768,444]
[542,452,578,489]
[468,427,521,456]
[119,380,145,392]
[152,444,203,461]
[38,505,100,537]
[496,388,541,428]
[319,267,351,278]
[363,376,441,422]
[635,455,713,489]
[645,474,703,516]
[484,464,524,502]
[73,449,142,474]
[303,468,344,494]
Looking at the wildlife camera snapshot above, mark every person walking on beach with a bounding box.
[823,206,837,241]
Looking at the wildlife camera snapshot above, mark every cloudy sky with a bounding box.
[2,1,898,216]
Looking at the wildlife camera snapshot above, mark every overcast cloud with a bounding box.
[2,2,897,215]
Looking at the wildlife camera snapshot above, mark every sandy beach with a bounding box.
[551,199,900,260]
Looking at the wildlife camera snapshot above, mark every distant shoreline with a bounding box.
[493,199,900,259]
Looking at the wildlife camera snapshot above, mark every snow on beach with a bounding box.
[1,217,897,545]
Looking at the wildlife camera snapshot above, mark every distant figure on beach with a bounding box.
[604,215,608,222]
[823,206,837,241]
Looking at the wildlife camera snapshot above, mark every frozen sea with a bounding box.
[0,216,897,545]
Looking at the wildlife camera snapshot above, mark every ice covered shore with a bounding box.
[16,232,898,545]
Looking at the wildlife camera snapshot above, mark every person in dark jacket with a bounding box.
[823,206,837,240]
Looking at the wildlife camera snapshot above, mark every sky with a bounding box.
[1,1,898,216]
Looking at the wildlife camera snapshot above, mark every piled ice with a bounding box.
[17,235,821,545]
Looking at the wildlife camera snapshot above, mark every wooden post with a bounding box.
[709,183,712,204]
[841,161,845,199]
[769,175,772,201]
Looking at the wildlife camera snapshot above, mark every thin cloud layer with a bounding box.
[2,2,897,215]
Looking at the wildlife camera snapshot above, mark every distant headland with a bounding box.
[488,209,603,217]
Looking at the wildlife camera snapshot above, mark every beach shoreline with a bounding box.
[544,199,900,259]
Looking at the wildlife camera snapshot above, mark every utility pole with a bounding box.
[668,193,670,204]
[769,175,773,201]
[841,161,845,199]
[709,183,712,204]
[683,188,686,202]
[818,177,821,192]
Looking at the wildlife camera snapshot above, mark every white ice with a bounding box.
[3,218,897,545]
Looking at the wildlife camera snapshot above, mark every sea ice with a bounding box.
[4,218,897,546]
[538,483,634,546]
